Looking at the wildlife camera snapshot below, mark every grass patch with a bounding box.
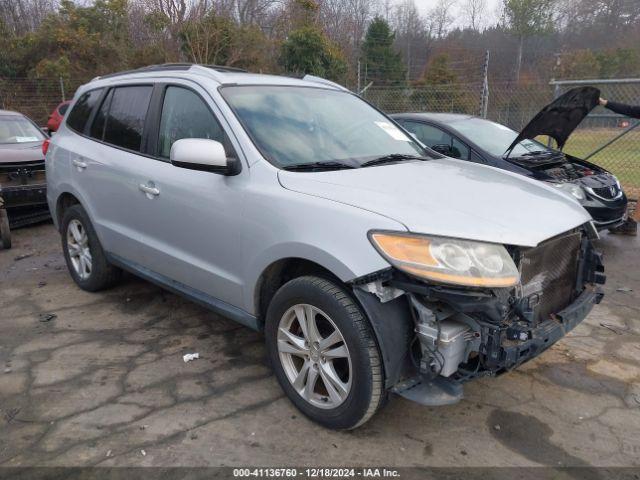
[560,129,640,191]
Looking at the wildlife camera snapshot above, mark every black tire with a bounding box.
[61,204,121,291]
[265,275,384,430]
[0,209,11,249]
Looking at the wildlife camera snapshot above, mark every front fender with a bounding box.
[352,289,414,389]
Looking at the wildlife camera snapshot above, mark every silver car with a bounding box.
[46,64,605,429]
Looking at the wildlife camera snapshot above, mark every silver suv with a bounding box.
[47,64,605,429]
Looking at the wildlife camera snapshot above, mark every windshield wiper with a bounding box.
[361,154,428,168]
[282,160,357,171]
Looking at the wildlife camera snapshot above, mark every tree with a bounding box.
[420,53,457,85]
[14,0,133,79]
[502,0,555,82]
[428,0,456,39]
[462,0,487,31]
[391,0,429,81]
[179,11,272,70]
[411,54,476,113]
[0,0,56,35]
[279,26,347,81]
[361,16,406,86]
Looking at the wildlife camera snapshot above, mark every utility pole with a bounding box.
[59,77,66,102]
[480,50,490,118]
[357,60,361,93]
[406,34,411,83]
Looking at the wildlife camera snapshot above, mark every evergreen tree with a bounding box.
[361,17,406,86]
[279,27,347,81]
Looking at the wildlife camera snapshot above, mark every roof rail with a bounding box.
[302,75,349,92]
[203,64,247,73]
[93,63,248,81]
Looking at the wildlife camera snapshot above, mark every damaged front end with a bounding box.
[352,225,605,407]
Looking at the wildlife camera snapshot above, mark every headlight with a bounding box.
[551,182,585,201]
[369,232,520,288]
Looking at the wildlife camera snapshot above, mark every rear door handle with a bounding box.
[72,159,87,170]
[139,183,160,198]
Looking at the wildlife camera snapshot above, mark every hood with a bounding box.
[0,142,44,164]
[278,159,592,247]
[507,86,600,154]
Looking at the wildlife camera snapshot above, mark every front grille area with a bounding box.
[519,231,582,323]
[589,184,619,200]
[0,161,46,188]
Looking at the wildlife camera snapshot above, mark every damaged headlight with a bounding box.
[369,232,520,288]
[551,182,585,201]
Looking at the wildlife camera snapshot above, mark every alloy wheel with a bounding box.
[277,304,352,409]
[66,219,92,280]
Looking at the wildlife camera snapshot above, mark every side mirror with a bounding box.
[170,138,239,175]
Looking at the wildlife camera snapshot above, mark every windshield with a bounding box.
[447,117,552,157]
[0,115,45,144]
[221,86,426,168]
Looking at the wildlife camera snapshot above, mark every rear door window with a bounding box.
[103,86,153,152]
[90,89,113,141]
[66,89,103,133]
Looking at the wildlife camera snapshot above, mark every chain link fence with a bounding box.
[1,74,638,199]
[363,79,640,200]
[0,77,86,126]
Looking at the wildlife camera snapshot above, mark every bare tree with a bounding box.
[462,0,487,31]
[235,0,280,25]
[428,0,456,39]
[390,0,428,80]
[0,0,57,35]
[316,0,376,61]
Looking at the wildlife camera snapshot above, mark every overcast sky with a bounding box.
[403,0,503,28]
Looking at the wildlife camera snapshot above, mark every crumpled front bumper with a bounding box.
[389,286,602,407]
[486,286,602,372]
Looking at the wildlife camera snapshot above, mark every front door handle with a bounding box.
[72,159,87,170]
[139,183,160,198]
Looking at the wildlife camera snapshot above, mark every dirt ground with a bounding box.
[0,222,639,469]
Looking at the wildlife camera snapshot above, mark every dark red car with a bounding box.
[46,100,71,133]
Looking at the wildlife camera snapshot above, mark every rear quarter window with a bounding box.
[66,89,103,133]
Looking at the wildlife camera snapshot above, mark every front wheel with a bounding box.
[265,276,384,429]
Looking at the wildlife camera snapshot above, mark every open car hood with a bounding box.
[506,86,600,154]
